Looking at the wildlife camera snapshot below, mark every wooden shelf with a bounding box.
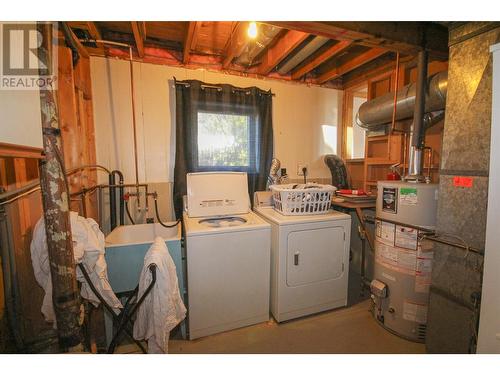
[365,158,400,165]
[366,135,389,142]
[0,142,43,159]
[345,158,365,164]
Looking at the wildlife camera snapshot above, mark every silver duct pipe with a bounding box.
[406,50,428,181]
[411,50,429,148]
[235,25,282,67]
[356,70,448,130]
[277,36,328,75]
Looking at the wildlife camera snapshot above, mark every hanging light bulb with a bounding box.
[247,22,258,39]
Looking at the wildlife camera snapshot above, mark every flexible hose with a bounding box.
[154,197,180,228]
[125,200,135,225]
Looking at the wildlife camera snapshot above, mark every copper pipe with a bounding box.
[1,165,110,206]
[420,234,483,256]
[401,132,408,179]
[79,38,142,210]
[69,183,149,198]
[66,164,111,176]
[129,57,141,211]
[390,52,401,134]
[423,146,433,181]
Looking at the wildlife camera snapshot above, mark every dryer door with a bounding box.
[286,226,345,287]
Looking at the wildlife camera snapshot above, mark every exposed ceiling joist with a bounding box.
[86,22,104,51]
[291,40,353,80]
[183,21,200,64]
[265,21,448,59]
[64,23,90,59]
[131,21,146,58]
[223,22,250,69]
[317,47,387,84]
[342,55,415,89]
[257,30,309,75]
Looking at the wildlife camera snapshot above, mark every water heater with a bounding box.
[371,180,438,342]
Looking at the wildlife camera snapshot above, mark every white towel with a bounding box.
[30,211,122,325]
[133,237,186,353]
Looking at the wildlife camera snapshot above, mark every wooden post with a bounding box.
[37,22,83,352]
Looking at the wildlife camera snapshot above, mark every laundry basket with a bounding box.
[270,183,337,215]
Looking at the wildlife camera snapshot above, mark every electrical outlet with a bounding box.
[146,217,154,224]
[297,163,308,176]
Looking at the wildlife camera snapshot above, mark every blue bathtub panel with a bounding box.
[105,239,184,296]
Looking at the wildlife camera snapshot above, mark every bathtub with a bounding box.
[104,223,186,340]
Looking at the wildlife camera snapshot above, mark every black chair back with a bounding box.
[324,154,350,190]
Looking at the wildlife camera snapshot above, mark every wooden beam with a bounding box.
[64,23,89,59]
[223,22,249,69]
[342,55,414,89]
[183,21,200,64]
[131,21,145,58]
[291,40,352,80]
[264,21,449,59]
[257,30,309,75]
[317,48,387,84]
[86,22,104,51]
[0,142,43,159]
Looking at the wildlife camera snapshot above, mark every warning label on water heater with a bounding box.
[375,241,417,276]
[403,300,428,324]
[399,187,418,206]
[376,220,396,246]
[395,225,418,250]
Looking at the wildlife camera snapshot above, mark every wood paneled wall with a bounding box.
[58,46,98,221]
[0,43,98,351]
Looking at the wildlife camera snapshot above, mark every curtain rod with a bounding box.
[174,81,275,96]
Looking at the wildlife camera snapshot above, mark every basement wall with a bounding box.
[90,57,343,231]
[425,22,500,354]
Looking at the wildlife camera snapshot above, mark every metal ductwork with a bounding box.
[356,70,448,131]
[406,50,429,181]
[235,24,282,67]
[277,36,329,75]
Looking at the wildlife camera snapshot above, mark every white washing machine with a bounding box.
[183,172,271,340]
[254,195,351,322]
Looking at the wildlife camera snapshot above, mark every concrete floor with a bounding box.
[168,300,426,354]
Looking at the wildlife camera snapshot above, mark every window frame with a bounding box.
[193,101,260,174]
[341,82,368,160]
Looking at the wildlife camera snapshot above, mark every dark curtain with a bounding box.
[173,79,274,218]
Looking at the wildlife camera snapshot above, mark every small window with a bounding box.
[195,107,258,172]
[344,84,368,159]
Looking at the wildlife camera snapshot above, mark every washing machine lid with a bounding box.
[186,172,250,217]
[254,206,350,225]
[183,211,270,236]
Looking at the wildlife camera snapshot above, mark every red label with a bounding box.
[453,176,473,188]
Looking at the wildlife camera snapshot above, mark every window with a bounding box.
[195,107,259,172]
[343,84,368,159]
[351,93,367,158]
[173,79,274,216]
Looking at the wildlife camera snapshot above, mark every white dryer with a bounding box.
[184,172,271,340]
[255,202,351,322]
